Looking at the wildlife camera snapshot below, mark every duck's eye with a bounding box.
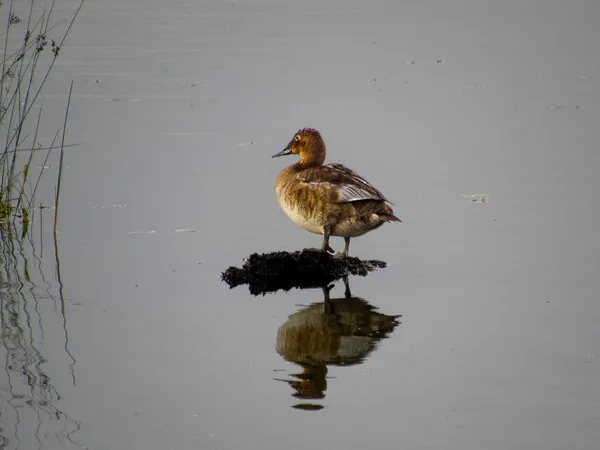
[294,135,301,141]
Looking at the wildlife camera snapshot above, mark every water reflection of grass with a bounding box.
[0,1,84,448]
[0,220,82,448]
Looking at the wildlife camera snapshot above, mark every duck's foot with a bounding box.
[333,251,348,260]
[302,246,334,255]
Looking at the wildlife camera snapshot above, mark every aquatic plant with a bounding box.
[0,0,84,237]
[0,2,85,447]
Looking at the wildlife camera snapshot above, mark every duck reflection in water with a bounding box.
[275,277,401,411]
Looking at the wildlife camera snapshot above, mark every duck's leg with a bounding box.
[303,229,334,254]
[334,237,351,259]
[322,283,333,314]
[342,276,352,298]
[321,232,334,253]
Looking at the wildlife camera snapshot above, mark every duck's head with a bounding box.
[272,128,326,167]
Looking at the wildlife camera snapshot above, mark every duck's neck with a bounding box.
[296,146,326,169]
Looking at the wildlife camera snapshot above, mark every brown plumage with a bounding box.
[272,128,401,258]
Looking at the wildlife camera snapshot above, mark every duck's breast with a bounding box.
[275,182,325,235]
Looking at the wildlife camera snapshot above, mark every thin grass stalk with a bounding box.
[4,11,46,197]
[23,103,43,211]
[30,128,59,204]
[0,9,49,149]
[2,73,21,199]
[1,11,63,77]
[0,0,15,109]
[0,13,46,125]
[1,0,84,226]
[53,80,72,235]
[5,1,83,152]
[17,6,46,133]
[15,102,42,214]
[45,0,57,35]
[2,143,79,155]
[2,0,82,157]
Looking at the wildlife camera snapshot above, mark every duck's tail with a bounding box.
[381,202,401,223]
[382,213,402,223]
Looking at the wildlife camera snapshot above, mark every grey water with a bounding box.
[1,0,599,449]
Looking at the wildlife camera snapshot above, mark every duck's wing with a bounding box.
[299,163,392,204]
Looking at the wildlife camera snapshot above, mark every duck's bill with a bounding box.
[272,146,293,158]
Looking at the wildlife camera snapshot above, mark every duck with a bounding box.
[272,128,400,258]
